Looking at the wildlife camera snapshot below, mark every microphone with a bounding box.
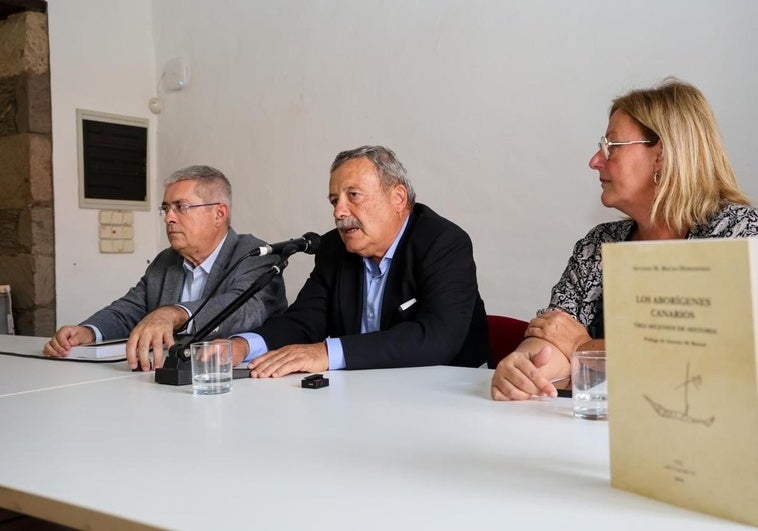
[256,232,320,256]
[154,232,320,386]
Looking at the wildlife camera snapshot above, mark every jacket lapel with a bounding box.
[380,210,416,327]
[339,253,364,335]
[203,229,238,297]
[162,261,186,305]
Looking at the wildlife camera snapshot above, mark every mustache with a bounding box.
[335,218,361,230]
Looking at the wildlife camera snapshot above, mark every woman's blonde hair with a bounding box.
[610,78,749,234]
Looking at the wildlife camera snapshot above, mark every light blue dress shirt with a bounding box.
[238,216,410,369]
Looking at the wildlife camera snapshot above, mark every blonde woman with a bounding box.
[492,79,758,401]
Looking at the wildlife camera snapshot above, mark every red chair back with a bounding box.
[487,315,529,369]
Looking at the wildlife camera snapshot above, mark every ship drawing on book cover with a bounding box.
[643,361,715,427]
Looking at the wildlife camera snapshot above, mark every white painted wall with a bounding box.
[48,0,160,326]
[48,0,758,326]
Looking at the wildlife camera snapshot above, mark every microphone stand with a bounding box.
[155,253,290,386]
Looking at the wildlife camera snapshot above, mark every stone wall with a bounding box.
[0,11,54,336]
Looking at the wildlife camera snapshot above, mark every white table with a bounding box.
[0,338,752,530]
[0,335,137,397]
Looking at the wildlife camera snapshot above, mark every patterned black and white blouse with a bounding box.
[542,203,758,338]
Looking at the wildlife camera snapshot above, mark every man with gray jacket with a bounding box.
[44,165,287,371]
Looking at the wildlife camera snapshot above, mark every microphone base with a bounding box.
[154,357,193,386]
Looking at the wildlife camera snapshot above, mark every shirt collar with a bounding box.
[184,232,228,275]
[363,214,410,275]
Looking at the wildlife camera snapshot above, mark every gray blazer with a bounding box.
[82,228,287,340]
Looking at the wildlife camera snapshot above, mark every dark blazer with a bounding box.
[82,228,287,340]
[257,204,490,369]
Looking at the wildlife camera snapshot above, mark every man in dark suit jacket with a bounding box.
[44,166,287,370]
[232,146,489,375]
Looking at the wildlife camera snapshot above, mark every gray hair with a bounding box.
[331,146,416,208]
[165,165,232,211]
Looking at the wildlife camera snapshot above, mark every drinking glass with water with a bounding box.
[190,340,233,395]
[571,351,607,420]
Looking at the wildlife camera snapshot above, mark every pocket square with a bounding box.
[399,298,417,311]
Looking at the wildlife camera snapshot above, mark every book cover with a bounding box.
[69,338,128,360]
[603,238,758,526]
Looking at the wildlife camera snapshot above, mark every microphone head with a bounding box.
[301,232,321,254]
